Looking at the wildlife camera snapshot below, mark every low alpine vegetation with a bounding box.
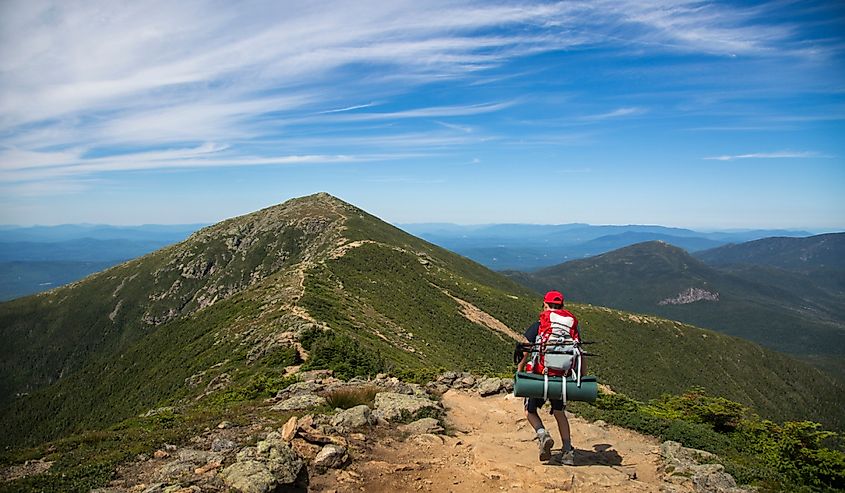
[571,388,845,492]
[323,386,381,410]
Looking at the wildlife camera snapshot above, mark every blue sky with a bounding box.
[1,0,843,230]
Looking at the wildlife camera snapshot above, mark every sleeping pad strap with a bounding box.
[543,373,549,401]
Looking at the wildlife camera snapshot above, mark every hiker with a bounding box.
[516,290,581,465]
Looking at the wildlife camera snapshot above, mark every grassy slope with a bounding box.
[0,289,301,448]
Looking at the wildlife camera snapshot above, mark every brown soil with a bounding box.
[310,390,686,493]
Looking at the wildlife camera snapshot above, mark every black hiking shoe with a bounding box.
[538,432,554,461]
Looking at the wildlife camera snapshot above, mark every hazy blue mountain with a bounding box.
[0,224,205,243]
[0,238,173,262]
[695,233,845,271]
[568,232,724,257]
[399,223,812,271]
[0,261,118,301]
[700,229,816,244]
[0,225,204,301]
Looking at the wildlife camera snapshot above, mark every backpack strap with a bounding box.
[562,373,567,407]
[543,373,549,401]
[574,347,581,388]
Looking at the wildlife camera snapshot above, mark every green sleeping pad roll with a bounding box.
[513,372,598,402]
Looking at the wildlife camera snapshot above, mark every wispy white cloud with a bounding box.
[580,107,647,121]
[704,151,832,161]
[328,102,516,122]
[434,121,474,133]
[0,0,831,190]
[317,103,380,114]
[0,143,397,183]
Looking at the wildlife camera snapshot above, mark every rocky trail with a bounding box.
[6,372,744,493]
[310,390,670,493]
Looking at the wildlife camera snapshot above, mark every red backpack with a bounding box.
[526,309,581,376]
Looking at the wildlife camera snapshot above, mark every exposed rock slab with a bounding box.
[313,444,349,472]
[220,431,304,492]
[331,405,374,430]
[373,392,442,422]
[271,394,326,411]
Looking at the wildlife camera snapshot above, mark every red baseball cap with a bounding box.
[544,290,564,304]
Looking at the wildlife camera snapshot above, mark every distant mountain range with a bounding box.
[506,235,845,379]
[0,223,205,243]
[0,222,820,301]
[0,224,203,300]
[2,194,843,453]
[399,223,816,271]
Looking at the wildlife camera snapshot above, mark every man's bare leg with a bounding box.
[526,409,545,432]
[526,409,554,461]
[553,409,575,465]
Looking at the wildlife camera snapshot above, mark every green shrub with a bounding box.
[574,388,845,492]
[390,367,445,384]
[211,373,296,404]
[649,388,746,432]
[302,331,385,380]
[298,326,325,351]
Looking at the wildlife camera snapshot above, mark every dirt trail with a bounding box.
[314,390,686,493]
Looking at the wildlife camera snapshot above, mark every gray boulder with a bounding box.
[687,463,748,493]
[152,448,223,483]
[399,417,444,435]
[271,394,326,411]
[274,381,323,399]
[501,378,514,393]
[211,437,237,452]
[220,460,277,493]
[313,444,349,472]
[477,377,503,396]
[456,376,476,388]
[437,371,457,384]
[373,392,442,422]
[331,405,374,429]
[220,431,304,492]
[659,441,750,493]
[299,369,333,382]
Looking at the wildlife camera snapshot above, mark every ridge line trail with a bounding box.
[315,391,684,492]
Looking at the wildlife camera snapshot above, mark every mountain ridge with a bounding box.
[2,194,843,451]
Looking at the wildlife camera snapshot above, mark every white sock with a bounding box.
[536,427,546,437]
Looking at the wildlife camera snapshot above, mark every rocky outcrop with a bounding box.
[152,449,224,484]
[220,432,304,493]
[427,372,514,396]
[477,377,504,396]
[331,404,375,430]
[271,394,327,411]
[373,392,443,422]
[312,444,349,472]
[398,417,444,435]
[659,441,750,493]
[659,288,719,305]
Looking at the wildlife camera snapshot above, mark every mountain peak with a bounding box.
[599,240,696,261]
